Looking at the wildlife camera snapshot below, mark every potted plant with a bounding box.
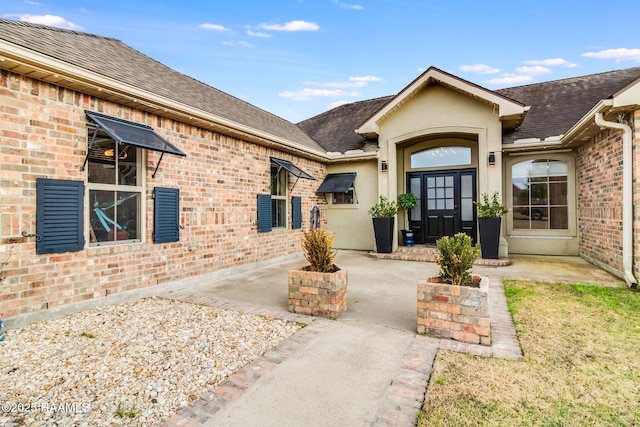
[288,228,347,319]
[417,233,490,345]
[368,196,398,253]
[397,193,418,247]
[475,191,508,259]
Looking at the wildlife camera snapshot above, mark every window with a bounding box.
[87,129,143,245]
[271,164,287,228]
[316,172,357,205]
[512,159,568,230]
[411,146,471,169]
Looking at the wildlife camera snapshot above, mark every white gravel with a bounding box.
[0,297,301,426]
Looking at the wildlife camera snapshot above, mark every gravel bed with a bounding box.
[0,297,301,426]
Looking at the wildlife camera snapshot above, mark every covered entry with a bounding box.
[407,169,476,244]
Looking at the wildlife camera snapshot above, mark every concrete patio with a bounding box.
[157,250,623,427]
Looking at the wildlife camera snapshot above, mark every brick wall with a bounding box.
[576,125,624,273]
[0,70,327,319]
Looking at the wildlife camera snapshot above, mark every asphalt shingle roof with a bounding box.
[496,67,640,143]
[297,96,392,153]
[0,19,325,153]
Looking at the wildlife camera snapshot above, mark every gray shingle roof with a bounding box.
[297,96,392,153]
[0,18,325,153]
[496,67,640,143]
[298,66,640,150]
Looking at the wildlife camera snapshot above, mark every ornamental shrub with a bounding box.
[435,233,480,286]
[301,228,338,273]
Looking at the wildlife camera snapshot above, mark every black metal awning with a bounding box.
[316,173,356,194]
[82,111,186,177]
[270,157,315,191]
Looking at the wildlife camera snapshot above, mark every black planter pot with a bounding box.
[478,217,501,259]
[372,217,394,253]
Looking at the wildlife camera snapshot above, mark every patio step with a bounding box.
[369,245,511,266]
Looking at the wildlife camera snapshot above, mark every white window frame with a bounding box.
[86,127,145,246]
[270,164,288,229]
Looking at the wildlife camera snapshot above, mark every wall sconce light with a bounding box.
[381,160,388,172]
[488,152,496,166]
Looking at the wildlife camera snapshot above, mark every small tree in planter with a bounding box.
[368,196,398,253]
[475,191,508,259]
[418,232,490,345]
[435,233,480,286]
[398,193,418,247]
[288,228,347,319]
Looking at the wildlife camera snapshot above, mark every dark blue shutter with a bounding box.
[154,187,180,243]
[291,196,302,229]
[257,194,272,233]
[36,178,84,254]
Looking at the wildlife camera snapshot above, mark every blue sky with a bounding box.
[3,1,640,123]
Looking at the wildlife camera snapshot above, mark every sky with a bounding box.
[3,1,640,123]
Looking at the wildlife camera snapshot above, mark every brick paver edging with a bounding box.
[158,293,329,427]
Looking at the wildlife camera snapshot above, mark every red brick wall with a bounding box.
[0,71,326,318]
[576,124,624,273]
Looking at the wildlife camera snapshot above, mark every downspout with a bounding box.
[594,110,638,288]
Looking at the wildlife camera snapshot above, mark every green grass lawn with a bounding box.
[417,281,640,427]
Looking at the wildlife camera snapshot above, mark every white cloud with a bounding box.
[332,0,364,10]
[247,29,272,38]
[259,20,319,32]
[279,88,360,101]
[222,40,252,48]
[327,100,353,109]
[13,14,81,30]
[515,66,551,76]
[459,64,500,74]
[485,74,533,85]
[582,48,640,62]
[199,23,230,32]
[524,58,578,67]
[304,75,383,88]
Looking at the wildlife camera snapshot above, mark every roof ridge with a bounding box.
[0,17,119,42]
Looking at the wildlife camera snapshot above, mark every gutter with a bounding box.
[594,108,638,288]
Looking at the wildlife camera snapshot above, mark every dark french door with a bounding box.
[407,169,477,244]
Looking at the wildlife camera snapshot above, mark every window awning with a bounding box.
[270,157,315,191]
[316,173,356,194]
[270,157,315,180]
[82,111,186,177]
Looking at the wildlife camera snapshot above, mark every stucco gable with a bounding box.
[355,67,528,137]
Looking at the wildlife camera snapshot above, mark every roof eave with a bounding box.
[0,40,330,162]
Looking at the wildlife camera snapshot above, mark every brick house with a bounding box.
[1,19,639,323]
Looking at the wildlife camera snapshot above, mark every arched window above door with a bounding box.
[410,146,471,169]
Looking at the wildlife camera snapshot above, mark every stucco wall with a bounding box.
[324,160,378,250]
[0,70,326,319]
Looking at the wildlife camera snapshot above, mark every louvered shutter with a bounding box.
[36,178,85,254]
[153,187,180,243]
[291,196,302,229]
[257,194,272,233]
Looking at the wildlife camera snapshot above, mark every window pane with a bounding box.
[461,199,473,221]
[88,136,116,185]
[411,146,471,168]
[117,192,139,239]
[333,190,354,204]
[118,145,138,186]
[511,159,568,230]
[410,177,421,221]
[89,190,139,243]
[270,166,287,196]
[272,198,286,228]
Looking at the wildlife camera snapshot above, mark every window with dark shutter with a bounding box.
[153,187,180,243]
[257,194,272,233]
[291,196,302,229]
[36,178,85,254]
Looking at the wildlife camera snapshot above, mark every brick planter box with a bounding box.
[417,276,491,345]
[288,266,347,319]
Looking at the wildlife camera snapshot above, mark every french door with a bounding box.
[407,169,476,244]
